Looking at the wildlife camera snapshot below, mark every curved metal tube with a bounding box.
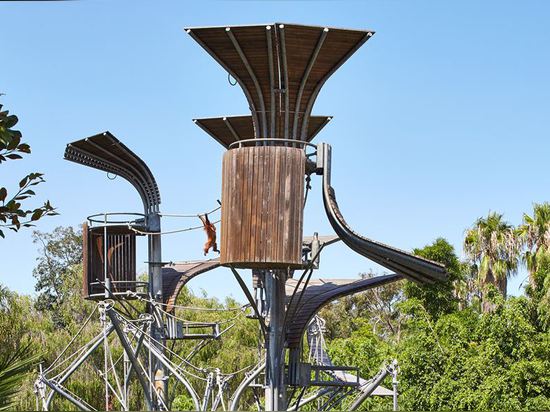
[142,338,201,411]
[319,143,446,283]
[348,366,390,411]
[229,363,265,411]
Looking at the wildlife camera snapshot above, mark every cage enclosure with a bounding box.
[82,213,148,300]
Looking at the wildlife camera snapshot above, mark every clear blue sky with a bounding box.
[1,0,549,301]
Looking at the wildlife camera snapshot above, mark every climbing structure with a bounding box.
[35,22,446,412]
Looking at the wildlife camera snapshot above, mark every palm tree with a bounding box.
[517,202,550,289]
[464,212,519,312]
[0,344,39,411]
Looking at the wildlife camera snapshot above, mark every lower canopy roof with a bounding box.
[194,115,332,149]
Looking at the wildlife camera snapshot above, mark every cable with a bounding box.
[130,292,246,312]
[128,220,220,236]
[160,204,221,218]
[45,306,98,373]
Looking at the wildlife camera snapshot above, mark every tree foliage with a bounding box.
[32,226,83,327]
[4,219,550,410]
[0,102,56,238]
[464,212,520,311]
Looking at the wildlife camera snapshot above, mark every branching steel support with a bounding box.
[105,306,153,411]
[42,379,92,411]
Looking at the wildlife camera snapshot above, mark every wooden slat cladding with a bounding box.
[221,146,305,268]
[83,225,137,300]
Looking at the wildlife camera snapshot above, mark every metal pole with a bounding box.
[45,326,115,409]
[264,269,286,411]
[392,360,399,411]
[105,305,153,411]
[147,212,166,409]
[41,378,91,411]
[229,363,265,411]
[349,365,390,411]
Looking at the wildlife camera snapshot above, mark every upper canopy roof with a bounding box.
[186,23,373,141]
[64,131,161,213]
[193,115,332,148]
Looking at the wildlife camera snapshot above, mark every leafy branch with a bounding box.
[0,102,57,238]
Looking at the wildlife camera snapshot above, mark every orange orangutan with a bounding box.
[199,213,219,256]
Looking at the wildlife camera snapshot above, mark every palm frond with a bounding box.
[0,344,41,410]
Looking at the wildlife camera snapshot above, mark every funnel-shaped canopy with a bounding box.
[186,23,373,141]
[193,115,332,148]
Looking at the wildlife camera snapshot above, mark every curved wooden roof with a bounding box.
[193,115,332,148]
[186,23,373,141]
[285,274,402,348]
[162,259,221,311]
[64,131,161,212]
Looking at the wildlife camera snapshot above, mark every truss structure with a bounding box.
[37,21,446,412]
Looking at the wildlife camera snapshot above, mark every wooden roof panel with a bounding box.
[193,115,332,148]
[186,23,372,141]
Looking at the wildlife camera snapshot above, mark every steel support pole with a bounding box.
[264,269,286,411]
[45,326,114,409]
[42,379,91,411]
[147,213,166,409]
[106,306,153,411]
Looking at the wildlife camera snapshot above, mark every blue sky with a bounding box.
[1,0,549,301]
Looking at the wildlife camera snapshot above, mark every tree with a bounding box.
[464,212,519,312]
[0,101,56,238]
[405,238,465,319]
[32,226,83,327]
[0,344,40,411]
[320,273,404,342]
[517,202,550,290]
[397,296,550,411]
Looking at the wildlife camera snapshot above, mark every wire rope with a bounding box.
[159,204,221,219]
[44,306,98,373]
[119,315,209,378]
[128,220,220,236]
[132,292,246,313]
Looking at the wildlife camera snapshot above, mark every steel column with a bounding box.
[147,213,165,408]
[264,269,286,411]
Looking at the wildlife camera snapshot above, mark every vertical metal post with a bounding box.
[264,269,286,411]
[392,360,399,411]
[147,212,165,409]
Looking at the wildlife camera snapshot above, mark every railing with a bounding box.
[87,280,149,299]
[228,138,317,150]
[87,212,147,228]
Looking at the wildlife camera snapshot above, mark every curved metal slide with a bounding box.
[319,143,446,284]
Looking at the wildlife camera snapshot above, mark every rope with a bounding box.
[128,220,220,236]
[44,306,98,373]
[120,316,209,377]
[303,173,312,208]
[131,292,246,312]
[159,204,221,218]
[159,304,247,326]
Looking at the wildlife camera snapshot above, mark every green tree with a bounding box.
[517,202,550,291]
[32,226,83,327]
[0,102,56,238]
[398,296,550,411]
[464,212,519,312]
[405,238,464,319]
